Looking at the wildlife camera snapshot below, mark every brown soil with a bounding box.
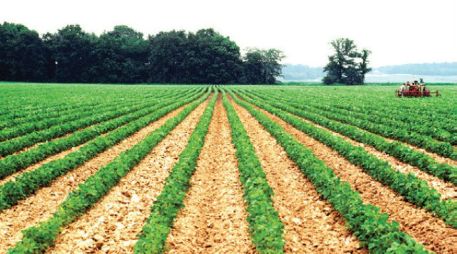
[166,97,255,254]
[47,99,209,253]
[249,102,457,254]
[230,98,366,253]
[0,103,190,253]
[295,116,457,200]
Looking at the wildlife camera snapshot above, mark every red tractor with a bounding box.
[396,83,440,97]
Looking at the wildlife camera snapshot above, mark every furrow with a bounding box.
[231,98,365,253]
[257,103,457,253]
[46,99,209,253]
[293,114,457,200]
[0,104,187,253]
[0,90,198,181]
[166,97,255,253]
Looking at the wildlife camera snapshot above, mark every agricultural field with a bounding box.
[0,83,456,254]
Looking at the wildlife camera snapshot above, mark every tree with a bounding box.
[91,25,149,83]
[358,49,372,84]
[44,25,97,83]
[242,48,284,84]
[147,30,190,83]
[147,28,243,84]
[323,38,371,85]
[186,29,243,84]
[0,22,49,82]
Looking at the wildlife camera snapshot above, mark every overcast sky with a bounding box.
[1,0,456,67]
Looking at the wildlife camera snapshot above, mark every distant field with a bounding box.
[0,83,456,253]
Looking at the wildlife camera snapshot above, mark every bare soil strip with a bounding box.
[296,116,457,200]
[0,104,189,253]
[165,97,255,254]
[255,105,457,254]
[47,99,209,253]
[231,99,366,253]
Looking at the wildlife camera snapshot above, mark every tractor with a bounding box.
[396,80,440,97]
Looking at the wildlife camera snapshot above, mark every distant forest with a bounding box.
[0,22,283,84]
[376,63,457,76]
[282,63,457,81]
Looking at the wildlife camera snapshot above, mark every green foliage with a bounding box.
[229,90,428,253]
[0,97,159,142]
[0,90,206,211]
[134,92,217,253]
[0,89,199,181]
[248,90,457,185]
[242,48,285,84]
[238,91,457,228]
[8,90,210,254]
[277,95,457,159]
[222,92,285,253]
[0,92,192,157]
[323,38,371,85]
[148,29,243,84]
[0,22,49,82]
[43,25,98,83]
[90,25,149,83]
[0,22,284,84]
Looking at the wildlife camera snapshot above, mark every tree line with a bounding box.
[0,22,284,84]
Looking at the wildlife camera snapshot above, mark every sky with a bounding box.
[1,0,456,67]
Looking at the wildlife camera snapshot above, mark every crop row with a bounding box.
[0,95,170,142]
[221,92,284,253]
[0,89,201,180]
[134,92,217,253]
[0,101,102,129]
[8,90,210,254]
[228,91,428,253]
[237,91,457,228]
[329,102,457,135]
[0,96,126,125]
[0,87,192,129]
[0,89,198,157]
[286,87,456,121]
[254,91,457,160]
[305,100,456,144]
[0,89,207,211]
[273,88,457,134]
[0,100,101,121]
[0,88,186,133]
[0,85,156,115]
[245,91,457,185]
